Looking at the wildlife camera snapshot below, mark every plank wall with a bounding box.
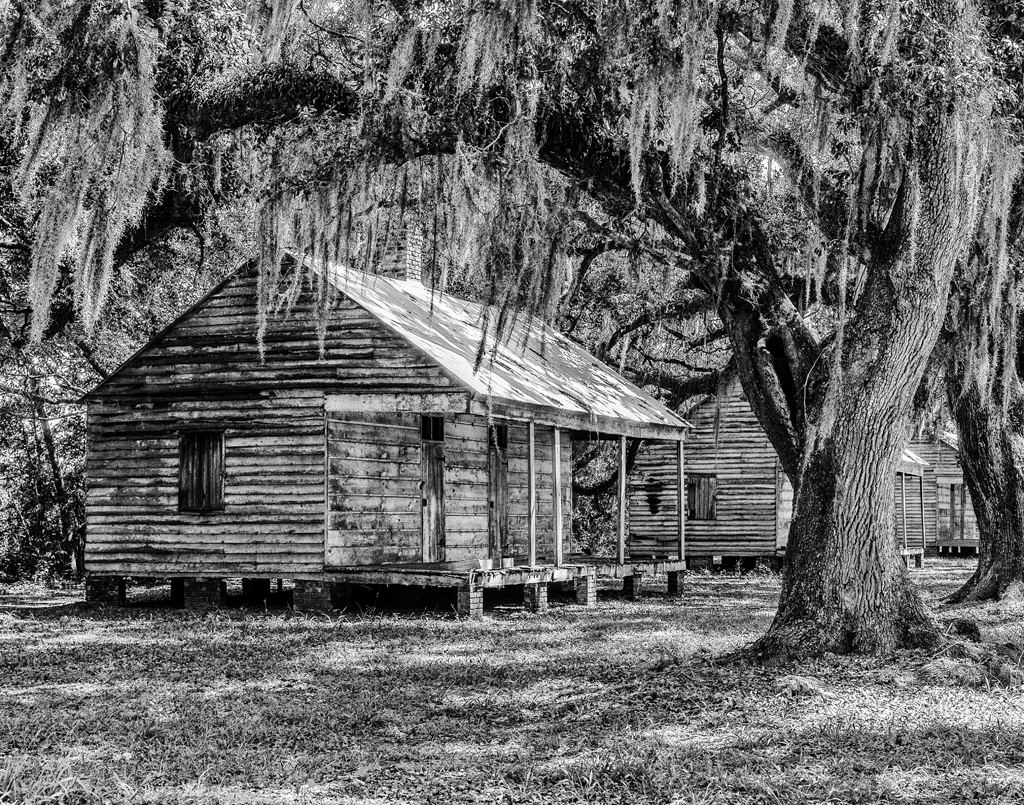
[507,423,573,561]
[86,269,464,577]
[323,413,572,565]
[895,472,926,551]
[325,413,422,565]
[906,437,978,544]
[441,415,491,562]
[90,270,462,401]
[629,377,781,558]
[627,444,681,554]
[85,390,326,577]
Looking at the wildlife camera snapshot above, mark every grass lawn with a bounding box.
[3,559,1024,804]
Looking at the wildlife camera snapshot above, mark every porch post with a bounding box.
[528,421,537,566]
[617,435,627,564]
[676,439,685,562]
[900,473,908,550]
[553,425,564,566]
[919,475,926,552]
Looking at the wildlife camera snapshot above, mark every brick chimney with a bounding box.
[372,214,424,283]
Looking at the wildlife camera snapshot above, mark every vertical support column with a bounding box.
[617,435,627,565]
[170,578,185,608]
[623,573,643,600]
[85,575,125,606]
[524,582,549,613]
[676,439,686,562]
[900,474,908,551]
[954,483,962,540]
[552,426,563,567]
[182,578,225,609]
[667,571,683,598]
[528,421,537,566]
[457,584,484,619]
[293,580,333,611]
[575,570,597,607]
[919,476,927,553]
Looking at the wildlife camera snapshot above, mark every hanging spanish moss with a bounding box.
[622,0,716,197]
[4,0,169,338]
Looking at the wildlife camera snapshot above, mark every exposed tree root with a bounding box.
[717,610,945,666]
[919,639,1024,687]
[710,626,1024,689]
[947,563,1024,604]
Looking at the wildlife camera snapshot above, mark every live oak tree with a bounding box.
[0,3,252,574]
[929,13,1024,606]
[942,174,1024,604]
[2,0,1019,654]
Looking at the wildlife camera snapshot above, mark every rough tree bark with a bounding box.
[944,189,1024,602]
[745,35,985,656]
[946,376,1024,602]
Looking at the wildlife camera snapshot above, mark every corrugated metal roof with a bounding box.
[324,264,689,434]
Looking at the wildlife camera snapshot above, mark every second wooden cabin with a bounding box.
[906,431,978,555]
[628,376,929,567]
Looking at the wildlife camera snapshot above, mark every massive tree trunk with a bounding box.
[944,187,1024,602]
[946,380,1024,602]
[746,69,983,657]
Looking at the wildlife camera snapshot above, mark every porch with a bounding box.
[322,554,688,617]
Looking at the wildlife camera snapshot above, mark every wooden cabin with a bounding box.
[81,256,689,616]
[628,376,927,567]
[907,431,978,555]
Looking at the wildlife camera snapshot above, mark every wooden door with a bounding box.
[488,424,509,559]
[421,416,446,562]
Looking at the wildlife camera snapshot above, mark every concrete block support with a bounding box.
[457,585,484,619]
[182,578,225,609]
[667,571,683,598]
[85,575,125,606]
[575,574,597,607]
[623,573,644,600]
[524,582,549,613]
[241,578,271,604]
[293,580,333,611]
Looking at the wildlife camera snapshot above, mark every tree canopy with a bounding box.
[2,0,1023,654]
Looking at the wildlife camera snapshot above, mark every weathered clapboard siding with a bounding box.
[630,376,779,558]
[442,416,491,563]
[90,270,463,401]
[325,414,421,566]
[323,413,573,565]
[86,270,468,577]
[507,423,573,562]
[85,261,680,583]
[906,435,977,545]
[895,471,926,551]
[627,448,680,553]
[85,389,327,576]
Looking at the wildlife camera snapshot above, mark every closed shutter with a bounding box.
[179,432,225,512]
[686,475,717,520]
